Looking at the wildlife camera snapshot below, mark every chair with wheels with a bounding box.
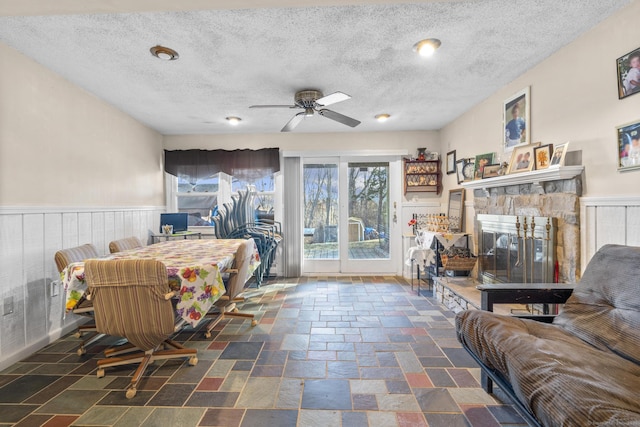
[85,259,198,399]
[203,238,258,338]
[108,236,144,253]
[54,243,103,355]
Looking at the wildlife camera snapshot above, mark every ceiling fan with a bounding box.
[249,89,361,132]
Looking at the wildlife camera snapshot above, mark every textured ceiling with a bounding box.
[0,1,631,134]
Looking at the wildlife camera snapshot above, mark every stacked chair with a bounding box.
[213,187,282,286]
[54,243,103,356]
[85,259,198,399]
[108,236,144,253]
[204,238,258,338]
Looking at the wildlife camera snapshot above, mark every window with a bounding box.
[176,175,219,226]
[170,173,277,227]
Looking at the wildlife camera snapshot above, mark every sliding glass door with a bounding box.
[302,156,399,274]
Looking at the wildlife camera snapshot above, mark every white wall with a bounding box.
[440,1,640,198]
[0,42,165,369]
[0,42,165,206]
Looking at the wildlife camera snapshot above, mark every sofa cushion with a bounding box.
[553,244,640,365]
[456,310,640,426]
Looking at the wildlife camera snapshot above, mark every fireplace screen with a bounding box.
[477,214,557,284]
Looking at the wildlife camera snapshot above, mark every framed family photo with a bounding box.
[616,120,640,171]
[617,47,640,99]
[507,142,540,174]
[533,144,554,170]
[549,142,570,167]
[474,152,495,179]
[503,87,530,152]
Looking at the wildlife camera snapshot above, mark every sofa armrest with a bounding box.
[476,283,576,312]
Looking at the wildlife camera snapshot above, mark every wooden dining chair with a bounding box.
[85,259,198,399]
[108,236,144,253]
[203,238,258,338]
[54,243,103,355]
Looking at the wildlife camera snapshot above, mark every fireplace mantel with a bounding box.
[461,165,584,191]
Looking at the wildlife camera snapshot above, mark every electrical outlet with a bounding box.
[3,296,14,316]
[51,280,59,297]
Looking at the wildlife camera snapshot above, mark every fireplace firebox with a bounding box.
[477,214,557,284]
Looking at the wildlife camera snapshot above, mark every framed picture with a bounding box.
[549,142,570,167]
[533,144,554,170]
[616,120,640,171]
[456,158,475,183]
[507,142,540,174]
[427,152,439,161]
[446,150,457,174]
[474,152,495,179]
[482,164,501,179]
[617,47,640,99]
[503,87,530,152]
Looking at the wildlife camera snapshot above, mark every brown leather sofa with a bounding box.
[456,244,640,426]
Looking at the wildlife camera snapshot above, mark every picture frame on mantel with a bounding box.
[446,150,457,174]
[507,142,540,174]
[616,120,640,171]
[550,141,570,167]
[534,144,554,170]
[503,87,530,152]
[617,47,640,99]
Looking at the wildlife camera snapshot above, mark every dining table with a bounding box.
[62,238,260,328]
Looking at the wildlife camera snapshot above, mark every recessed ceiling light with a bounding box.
[413,38,441,57]
[226,116,242,125]
[375,114,390,122]
[150,45,179,61]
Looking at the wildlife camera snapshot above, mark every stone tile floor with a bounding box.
[0,276,526,427]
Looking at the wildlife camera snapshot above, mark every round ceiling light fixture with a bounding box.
[413,38,441,57]
[226,116,242,125]
[375,114,391,122]
[150,45,179,61]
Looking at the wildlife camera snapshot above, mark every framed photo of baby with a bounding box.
[503,87,530,152]
[616,120,640,171]
[617,47,640,99]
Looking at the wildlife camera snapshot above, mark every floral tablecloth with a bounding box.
[62,238,260,327]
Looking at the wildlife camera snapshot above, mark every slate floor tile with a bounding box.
[0,375,61,403]
[302,379,352,410]
[240,409,298,427]
[199,408,245,427]
[35,390,108,415]
[219,342,264,360]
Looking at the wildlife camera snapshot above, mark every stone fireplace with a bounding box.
[465,166,584,283]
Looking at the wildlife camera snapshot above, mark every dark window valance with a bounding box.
[164,148,280,183]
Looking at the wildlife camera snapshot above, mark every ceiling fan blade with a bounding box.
[315,91,351,106]
[249,105,298,109]
[318,109,361,128]
[281,112,306,132]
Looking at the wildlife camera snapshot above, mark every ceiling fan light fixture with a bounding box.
[375,114,390,122]
[150,45,179,61]
[413,38,441,57]
[304,108,314,117]
[226,116,242,125]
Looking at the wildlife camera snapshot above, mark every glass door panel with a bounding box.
[303,163,339,261]
[347,162,389,260]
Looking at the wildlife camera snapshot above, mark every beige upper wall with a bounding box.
[440,0,640,197]
[0,42,164,207]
